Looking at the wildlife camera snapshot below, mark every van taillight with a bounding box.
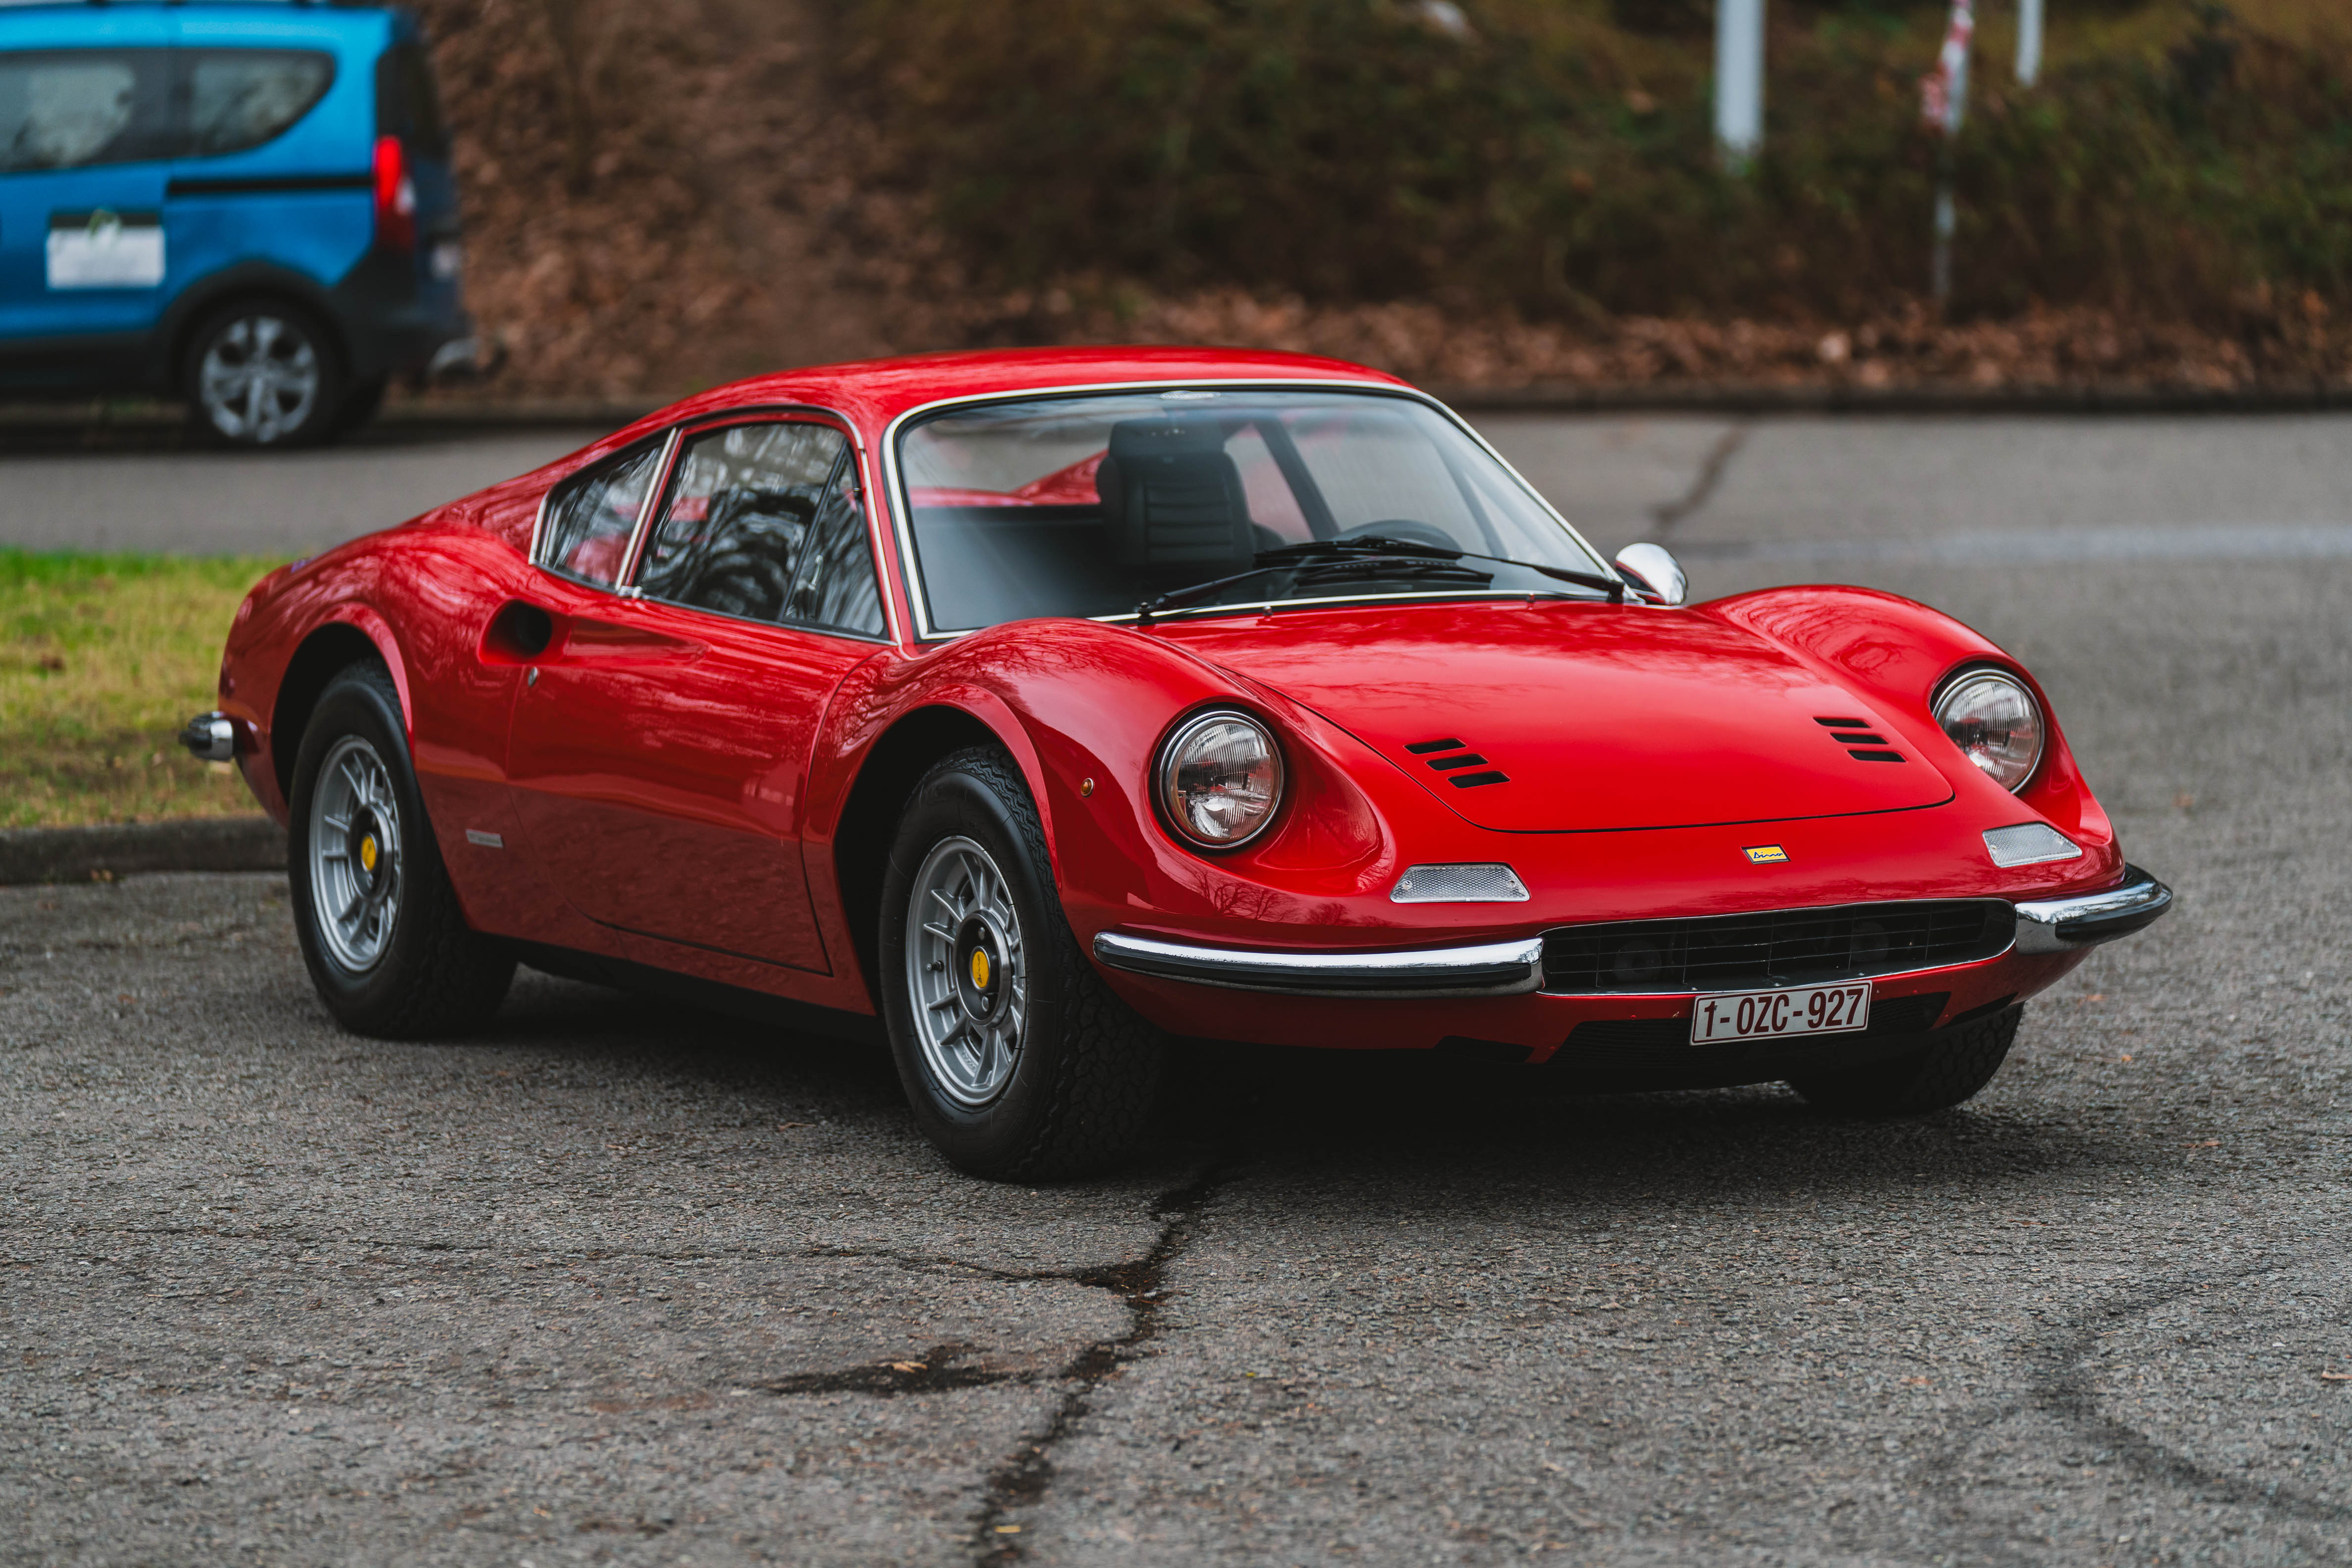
[372,135,417,253]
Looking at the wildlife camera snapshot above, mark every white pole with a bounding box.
[2016,0,2044,87]
[1715,0,1765,169]
[1924,0,1975,304]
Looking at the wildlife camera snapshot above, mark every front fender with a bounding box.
[1702,585,2114,855]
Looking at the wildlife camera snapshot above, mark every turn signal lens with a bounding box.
[1157,710,1284,849]
[1933,670,2044,793]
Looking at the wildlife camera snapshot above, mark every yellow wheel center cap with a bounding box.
[969,948,991,990]
[359,835,379,874]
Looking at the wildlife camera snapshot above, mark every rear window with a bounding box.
[0,49,173,172]
[181,50,334,158]
[373,41,447,158]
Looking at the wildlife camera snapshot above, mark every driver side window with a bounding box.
[635,421,886,636]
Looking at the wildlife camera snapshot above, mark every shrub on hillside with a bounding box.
[840,0,2350,324]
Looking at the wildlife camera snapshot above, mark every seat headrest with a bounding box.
[1096,419,1256,574]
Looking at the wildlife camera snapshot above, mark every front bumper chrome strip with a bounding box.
[1091,931,1544,999]
[1096,864,2170,998]
[2013,864,2173,952]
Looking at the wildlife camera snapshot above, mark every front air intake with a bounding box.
[1541,901,2014,993]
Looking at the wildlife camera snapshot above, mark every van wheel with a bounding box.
[878,747,1166,1179]
[184,301,344,448]
[287,662,514,1036]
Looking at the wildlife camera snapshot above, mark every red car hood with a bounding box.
[1169,602,1957,833]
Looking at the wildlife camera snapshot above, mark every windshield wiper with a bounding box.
[1292,557,1494,587]
[1131,557,1495,626]
[1257,536,1624,602]
[1130,537,1601,627]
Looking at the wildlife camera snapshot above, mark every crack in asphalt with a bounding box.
[965,1156,1237,1562]
[1649,420,1751,535]
[1893,1250,2352,1552]
[2028,1256,2352,1525]
[763,1342,1038,1398]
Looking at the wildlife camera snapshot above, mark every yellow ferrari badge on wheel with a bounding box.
[1743,844,1789,865]
[970,948,990,989]
[360,835,379,873]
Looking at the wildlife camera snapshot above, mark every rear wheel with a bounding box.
[878,747,1165,1179]
[184,300,344,448]
[1788,1004,2021,1116]
[287,663,513,1036]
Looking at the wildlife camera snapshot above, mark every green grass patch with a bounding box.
[0,550,280,830]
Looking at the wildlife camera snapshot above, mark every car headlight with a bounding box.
[1156,710,1285,849]
[1933,669,2044,792]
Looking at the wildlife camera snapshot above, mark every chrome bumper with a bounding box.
[2013,864,2173,953]
[1091,931,1543,999]
[1093,865,2169,999]
[180,710,235,763]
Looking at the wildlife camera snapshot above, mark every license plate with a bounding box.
[1690,980,1871,1044]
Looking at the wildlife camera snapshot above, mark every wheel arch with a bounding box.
[828,701,1044,1008]
[269,610,413,803]
[154,264,352,392]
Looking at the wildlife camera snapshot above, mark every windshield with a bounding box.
[894,388,1612,633]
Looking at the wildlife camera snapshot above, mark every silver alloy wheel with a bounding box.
[905,835,1029,1107]
[306,735,403,973]
[197,314,321,443]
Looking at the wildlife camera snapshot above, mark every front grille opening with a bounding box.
[1406,737,1466,754]
[1541,902,2013,993]
[1847,748,1906,762]
[1813,715,1870,728]
[1427,753,1490,771]
[1449,770,1510,788]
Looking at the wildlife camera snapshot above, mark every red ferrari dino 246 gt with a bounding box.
[187,348,2170,1176]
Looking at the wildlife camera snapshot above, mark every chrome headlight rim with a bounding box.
[1931,665,2046,794]
[1153,706,1287,852]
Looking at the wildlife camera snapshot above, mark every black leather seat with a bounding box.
[1095,419,1256,578]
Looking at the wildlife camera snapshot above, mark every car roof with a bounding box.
[606,346,1415,447]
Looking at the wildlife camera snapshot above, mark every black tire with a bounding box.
[1788,1004,2022,1116]
[286,663,514,1037]
[878,746,1166,1179]
[333,374,390,437]
[182,299,346,449]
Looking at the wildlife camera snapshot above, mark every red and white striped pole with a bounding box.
[1921,0,1975,304]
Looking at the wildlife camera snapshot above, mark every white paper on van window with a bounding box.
[46,210,165,289]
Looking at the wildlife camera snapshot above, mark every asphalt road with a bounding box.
[5,411,2351,1566]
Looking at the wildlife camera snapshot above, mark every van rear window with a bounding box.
[182,50,335,158]
[373,42,448,158]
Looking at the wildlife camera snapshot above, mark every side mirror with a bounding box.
[1613,542,1688,606]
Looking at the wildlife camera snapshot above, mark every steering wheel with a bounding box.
[1337,519,1459,551]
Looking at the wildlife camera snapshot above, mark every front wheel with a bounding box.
[287,663,514,1036]
[1788,1004,2021,1116]
[878,747,1165,1179]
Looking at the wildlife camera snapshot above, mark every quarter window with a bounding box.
[536,442,665,588]
[0,50,172,173]
[636,422,885,636]
[181,50,335,159]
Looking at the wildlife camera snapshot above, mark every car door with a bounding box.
[0,18,176,372]
[504,416,891,975]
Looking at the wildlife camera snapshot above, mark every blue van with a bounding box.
[0,1,473,445]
